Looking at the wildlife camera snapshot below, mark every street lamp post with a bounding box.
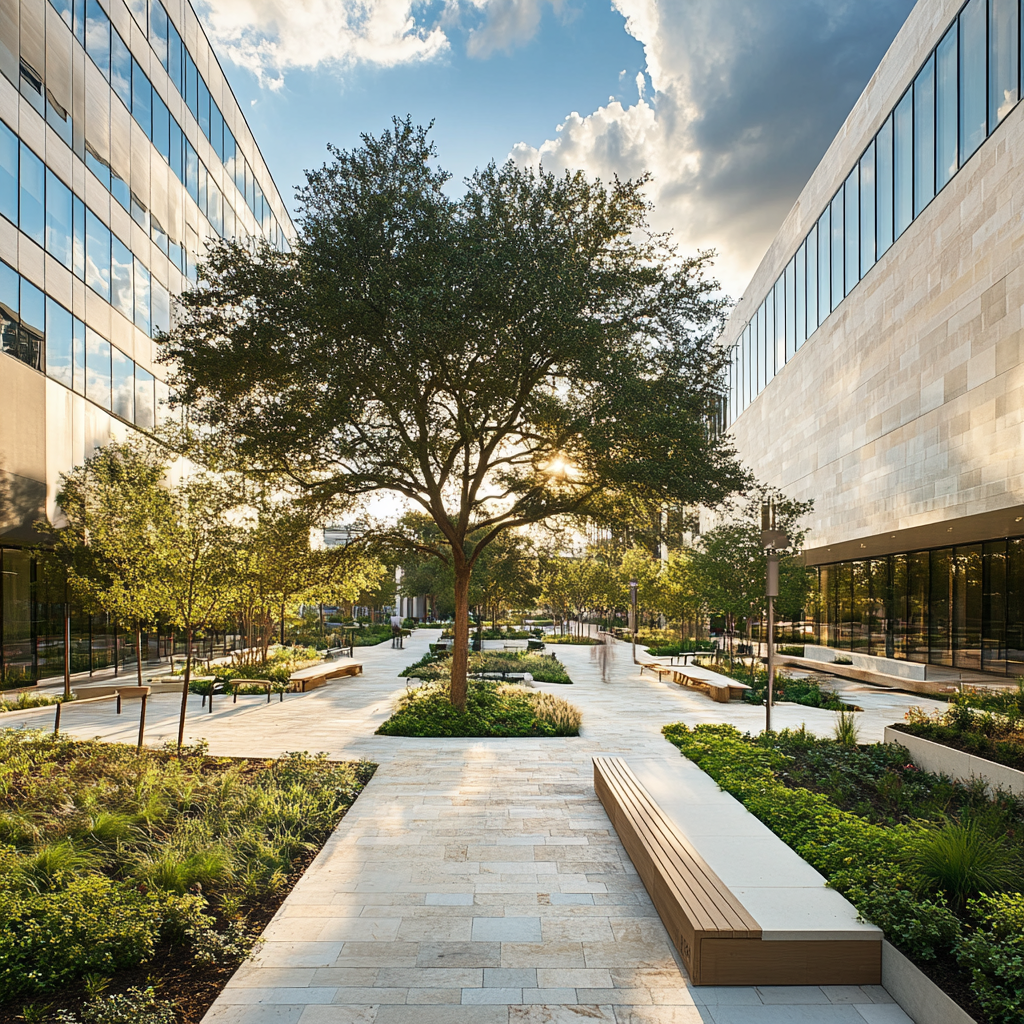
[629,579,638,664]
[760,500,789,735]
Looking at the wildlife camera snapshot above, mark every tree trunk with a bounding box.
[136,623,143,685]
[450,565,472,711]
[177,627,193,753]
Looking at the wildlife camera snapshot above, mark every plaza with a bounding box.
[0,631,940,1024]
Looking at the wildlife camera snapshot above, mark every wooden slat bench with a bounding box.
[288,661,363,692]
[593,756,881,986]
[669,668,751,703]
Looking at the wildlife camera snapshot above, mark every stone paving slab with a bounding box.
[2,631,926,1024]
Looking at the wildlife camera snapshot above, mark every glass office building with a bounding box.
[0,0,292,682]
[723,0,1024,677]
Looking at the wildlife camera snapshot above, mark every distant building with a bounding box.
[722,0,1024,676]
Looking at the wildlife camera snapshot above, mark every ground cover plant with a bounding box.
[662,722,1024,1023]
[0,732,374,1024]
[544,636,601,646]
[644,639,715,657]
[701,660,853,711]
[377,678,581,737]
[0,692,72,714]
[894,688,1024,772]
[400,651,572,684]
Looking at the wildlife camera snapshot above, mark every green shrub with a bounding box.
[958,894,1024,1024]
[850,884,961,961]
[377,679,580,737]
[0,877,197,999]
[54,985,178,1024]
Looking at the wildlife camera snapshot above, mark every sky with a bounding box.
[197,0,917,301]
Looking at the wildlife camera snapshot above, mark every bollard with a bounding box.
[137,693,148,751]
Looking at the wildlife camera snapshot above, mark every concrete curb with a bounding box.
[882,940,978,1024]
[884,725,1024,797]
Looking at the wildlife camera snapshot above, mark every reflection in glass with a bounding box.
[111,345,134,422]
[876,114,894,257]
[859,144,875,277]
[19,143,44,246]
[914,55,935,217]
[85,209,110,300]
[908,551,929,663]
[795,243,806,349]
[953,544,983,671]
[1008,539,1024,674]
[110,29,131,110]
[19,278,44,371]
[45,170,72,268]
[135,365,155,429]
[989,0,1018,130]
[930,548,952,666]
[983,540,1007,673]
[785,258,796,361]
[86,0,110,79]
[960,0,987,162]
[894,91,913,238]
[45,297,73,387]
[830,191,843,312]
[0,120,16,224]
[110,235,134,322]
[891,554,908,659]
[806,224,818,333]
[72,317,85,395]
[134,259,150,335]
[85,329,111,409]
[937,26,958,191]
[844,169,858,296]
[817,207,830,326]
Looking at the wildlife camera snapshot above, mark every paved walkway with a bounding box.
[2,632,938,1023]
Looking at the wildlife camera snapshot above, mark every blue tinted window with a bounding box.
[894,91,913,239]
[960,0,987,161]
[198,78,210,138]
[168,21,183,92]
[19,144,45,246]
[86,0,110,79]
[111,30,131,109]
[170,118,183,181]
[771,278,783,372]
[131,190,148,232]
[914,56,935,217]
[937,26,958,190]
[876,114,894,256]
[73,195,85,279]
[49,0,73,29]
[185,141,199,203]
[85,209,110,300]
[0,120,16,224]
[817,207,830,325]
[73,0,84,44]
[795,242,806,349]
[208,181,223,235]
[185,52,198,119]
[111,170,130,212]
[757,301,767,393]
[111,345,134,421]
[86,329,111,408]
[19,278,45,371]
[153,92,170,160]
[805,223,817,334]
[111,235,134,322]
[134,258,150,334]
[844,169,858,296]
[860,144,876,277]
[152,276,169,336]
[45,297,73,386]
[211,103,224,162]
[198,161,207,215]
[45,170,72,268]
[132,61,152,137]
[72,317,85,394]
[224,128,236,181]
[150,0,168,68]
[785,259,796,361]
[0,261,18,361]
[135,364,154,428]
[989,0,1018,130]
[830,191,843,312]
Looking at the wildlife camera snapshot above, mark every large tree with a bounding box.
[164,119,745,708]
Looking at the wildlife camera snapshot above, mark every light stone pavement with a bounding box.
[3,632,944,1024]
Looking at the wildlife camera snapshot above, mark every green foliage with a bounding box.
[661,721,1024,1017]
[710,661,850,711]
[54,985,177,1024]
[899,696,1024,771]
[377,678,580,737]
[833,709,860,746]
[958,894,1024,1024]
[0,693,72,714]
[402,651,572,684]
[0,732,374,999]
[0,876,195,1000]
[911,820,1020,911]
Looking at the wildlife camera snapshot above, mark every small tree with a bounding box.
[47,440,170,690]
[661,549,708,642]
[164,120,746,708]
[618,546,663,631]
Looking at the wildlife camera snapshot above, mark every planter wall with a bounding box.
[884,726,1024,797]
[882,940,978,1024]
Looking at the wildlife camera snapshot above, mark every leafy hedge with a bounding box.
[662,723,1023,1022]
[377,679,580,737]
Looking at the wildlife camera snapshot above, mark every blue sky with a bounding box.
[199,0,916,299]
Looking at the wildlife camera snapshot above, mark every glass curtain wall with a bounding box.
[727,0,1024,427]
[810,535,1024,675]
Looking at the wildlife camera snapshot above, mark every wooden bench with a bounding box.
[288,661,363,692]
[593,756,881,986]
[637,659,676,683]
[231,679,283,704]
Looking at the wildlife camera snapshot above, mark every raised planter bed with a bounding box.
[884,725,1024,797]
[882,940,979,1024]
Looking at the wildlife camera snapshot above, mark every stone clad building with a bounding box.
[722,0,1024,676]
[0,0,292,680]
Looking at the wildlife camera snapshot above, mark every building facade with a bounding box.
[722,0,1024,675]
[0,0,292,681]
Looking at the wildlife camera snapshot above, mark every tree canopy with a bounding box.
[164,119,747,707]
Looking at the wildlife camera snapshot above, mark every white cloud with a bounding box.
[511,0,915,299]
[460,0,566,59]
[198,0,449,87]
